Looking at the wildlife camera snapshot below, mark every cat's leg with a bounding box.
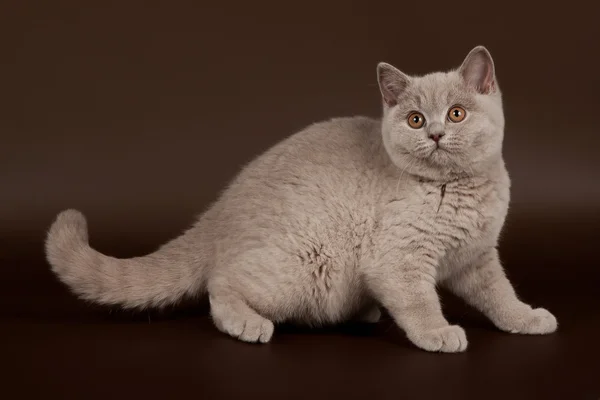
[364,252,467,353]
[443,248,557,334]
[206,245,303,343]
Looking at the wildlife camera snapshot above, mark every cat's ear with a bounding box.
[377,62,410,106]
[459,46,496,94]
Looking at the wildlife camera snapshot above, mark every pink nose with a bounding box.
[429,133,444,143]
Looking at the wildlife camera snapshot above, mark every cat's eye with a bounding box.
[448,106,466,122]
[407,112,425,129]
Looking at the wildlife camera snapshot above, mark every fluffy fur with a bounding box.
[45,46,557,352]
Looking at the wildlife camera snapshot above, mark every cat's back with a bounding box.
[262,115,384,177]
[229,115,385,199]
[215,115,386,241]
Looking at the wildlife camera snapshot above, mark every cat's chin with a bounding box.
[386,142,476,181]
[397,151,472,182]
[411,147,454,169]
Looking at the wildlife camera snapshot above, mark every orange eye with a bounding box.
[407,112,425,129]
[448,106,466,122]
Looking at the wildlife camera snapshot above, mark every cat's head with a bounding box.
[377,46,504,181]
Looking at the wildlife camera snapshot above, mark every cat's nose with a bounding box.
[429,133,445,143]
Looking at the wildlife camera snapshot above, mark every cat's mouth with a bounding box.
[428,144,447,156]
[406,143,455,166]
[425,145,454,164]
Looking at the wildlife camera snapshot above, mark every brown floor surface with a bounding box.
[2,212,599,399]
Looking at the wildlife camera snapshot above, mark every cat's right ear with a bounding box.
[377,62,410,107]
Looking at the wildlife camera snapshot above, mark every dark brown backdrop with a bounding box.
[1,1,599,399]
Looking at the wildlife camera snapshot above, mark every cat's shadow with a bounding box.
[86,289,497,349]
[273,289,499,348]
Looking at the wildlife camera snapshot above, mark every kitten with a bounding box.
[45,46,557,352]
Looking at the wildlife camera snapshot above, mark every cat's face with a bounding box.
[377,46,505,180]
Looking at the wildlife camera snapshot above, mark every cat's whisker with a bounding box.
[395,176,402,196]
[396,157,418,195]
[464,160,477,178]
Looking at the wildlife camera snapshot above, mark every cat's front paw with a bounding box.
[497,307,557,335]
[407,325,468,353]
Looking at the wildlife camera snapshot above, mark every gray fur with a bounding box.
[45,46,557,352]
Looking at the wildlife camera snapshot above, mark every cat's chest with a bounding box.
[404,178,504,251]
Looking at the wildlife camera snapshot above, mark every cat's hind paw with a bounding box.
[407,325,468,353]
[209,294,275,343]
[213,312,274,343]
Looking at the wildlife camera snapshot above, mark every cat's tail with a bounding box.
[45,209,209,309]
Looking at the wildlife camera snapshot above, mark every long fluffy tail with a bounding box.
[45,209,207,309]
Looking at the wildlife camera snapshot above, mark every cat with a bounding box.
[45,45,557,352]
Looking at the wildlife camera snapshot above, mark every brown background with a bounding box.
[1,1,599,399]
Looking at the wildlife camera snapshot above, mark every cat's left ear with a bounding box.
[459,46,496,94]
